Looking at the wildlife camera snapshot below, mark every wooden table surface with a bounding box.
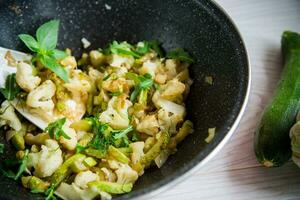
[153,1,300,199]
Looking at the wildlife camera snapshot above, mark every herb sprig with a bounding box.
[0,149,29,180]
[18,20,69,82]
[105,40,164,58]
[126,73,153,103]
[45,118,71,140]
[86,117,133,153]
[0,73,21,100]
[166,48,195,64]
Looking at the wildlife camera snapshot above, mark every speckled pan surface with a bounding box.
[0,0,249,199]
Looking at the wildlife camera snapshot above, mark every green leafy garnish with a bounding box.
[106,41,141,58]
[18,20,69,82]
[45,185,57,200]
[14,149,29,180]
[0,149,29,180]
[148,40,164,57]
[86,117,133,153]
[166,48,195,64]
[126,73,153,103]
[105,40,164,58]
[0,74,21,100]
[0,143,4,154]
[112,126,134,140]
[45,118,71,140]
[75,144,87,154]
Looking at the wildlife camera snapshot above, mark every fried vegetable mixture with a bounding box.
[0,20,194,200]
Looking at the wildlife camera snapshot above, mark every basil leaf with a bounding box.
[0,73,21,100]
[18,34,39,52]
[50,49,67,60]
[0,143,4,154]
[148,40,164,57]
[36,20,59,50]
[166,48,195,64]
[14,149,29,180]
[40,55,69,82]
[45,118,70,140]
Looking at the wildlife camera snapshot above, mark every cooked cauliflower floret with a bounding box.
[16,62,41,92]
[136,115,159,136]
[139,60,158,77]
[27,139,63,178]
[64,70,91,93]
[164,59,179,80]
[102,78,130,93]
[160,79,186,101]
[60,56,77,69]
[59,122,77,150]
[74,171,99,189]
[101,167,117,182]
[0,100,22,131]
[88,67,103,83]
[55,182,100,200]
[99,96,132,129]
[90,50,106,67]
[115,163,138,184]
[129,142,145,164]
[109,54,134,69]
[26,80,56,111]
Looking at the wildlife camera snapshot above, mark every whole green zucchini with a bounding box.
[254,31,300,167]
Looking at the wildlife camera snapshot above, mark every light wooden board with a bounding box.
[152,0,300,199]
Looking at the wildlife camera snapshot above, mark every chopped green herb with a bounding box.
[103,74,111,81]
[0,143,4,154]
[166,48,195,64]
[112,126,133,139]
[75,144,87,154]
[18,20,69,82]
[14,149,29,180]
[106,41,141,58]
[45,118,71,140]
[148,40,164,57]
[45,184,57,200]
[0,73,21,100]
[126,73,153,102]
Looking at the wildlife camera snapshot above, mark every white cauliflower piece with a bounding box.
[88,67,103,83]
[26,80,56,111]
[90,50,106,67]
[139,60,158,77]
[0,100,22,131]
[55,182,100,200]
[164,59,179,80]
[115,163,138,184]
[27,139,63,178]
[16,62,41,92]
[160,79,186,100]
[101,167,117,182]
[109,54,134,69]
[99,96,132,129]
[136,115,159,136]
[60,56,77,69]
[59,122,78,150]
[64,70,91,93]
[74,171,99,189]
[129,142,145,164]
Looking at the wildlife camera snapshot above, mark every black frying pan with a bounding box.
[0,0,250,199]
